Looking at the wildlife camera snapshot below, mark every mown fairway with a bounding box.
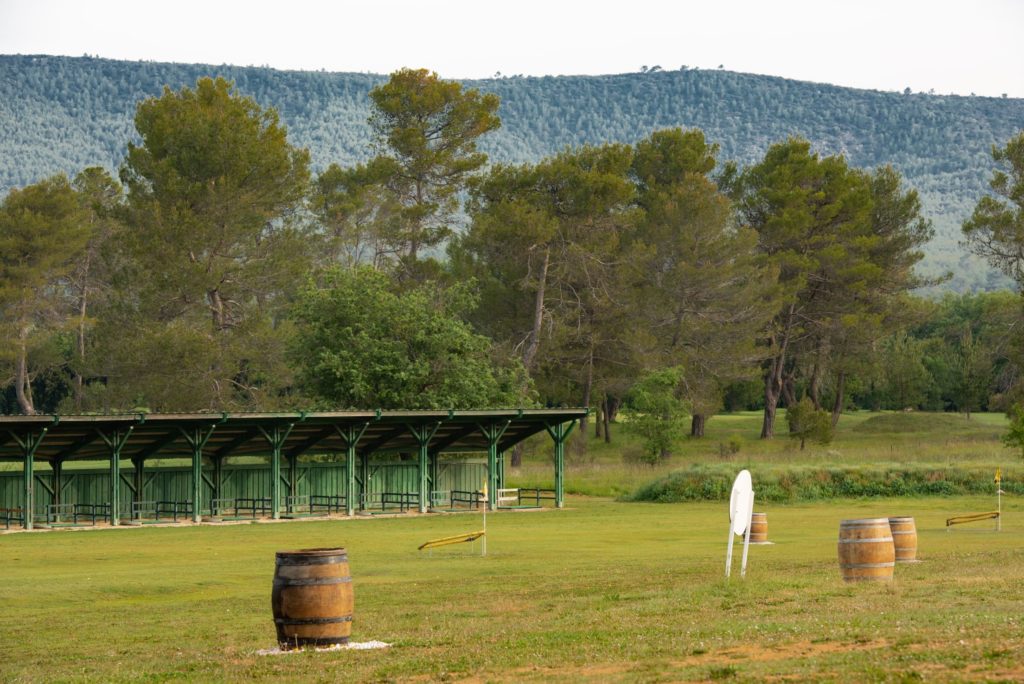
[2,492,1022,682]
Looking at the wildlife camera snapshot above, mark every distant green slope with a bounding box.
[2,54,1022,291]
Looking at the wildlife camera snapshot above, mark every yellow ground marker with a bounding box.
[418,530,486,551]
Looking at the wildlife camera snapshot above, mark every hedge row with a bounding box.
[625,464,1020,503]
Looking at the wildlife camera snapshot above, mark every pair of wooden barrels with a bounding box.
[271,548,353,649]
[838,517,918,581]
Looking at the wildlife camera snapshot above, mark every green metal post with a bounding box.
[52,458,63,508]
[335,423,369,517]
[13,429,47,529]
[545,420,576,509]
[345,441,355,516]
[429,451,439,508]
[479,421,510,511]
[497,450,506,490]
[213,455,223,504]
[98,427,133,526]
[408,422,441,514]
[10,430,47,532]
[359,452,369,511]
[179,426,216,523]
[287,454,298,512]
[132,456,145,514]
[259,423,294,520]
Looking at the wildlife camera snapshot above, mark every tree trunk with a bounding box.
[691,413,706,438]
[603,397,611,443]
[74,272,89,412]
[761,353,784,439]
[594,400,603,439]
[521,247,549,373]
[781,371,797,411]
[831,371,846,427]
[580,350,593,434]
[511,442,524,468]
[15,326,35,415]
[808,359,822,410]
[208,288,226,331]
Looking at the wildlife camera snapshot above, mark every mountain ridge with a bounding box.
[2,54,1022,291]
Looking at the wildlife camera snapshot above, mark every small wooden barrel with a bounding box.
[838,518,894,582]
[888,517,918,562]
[272,548,353,649]
[749,512,768,543]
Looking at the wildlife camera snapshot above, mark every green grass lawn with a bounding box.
[2,493,1022,682]
[511,410,1014,498]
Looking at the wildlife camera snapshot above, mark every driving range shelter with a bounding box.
[0,409,585,530]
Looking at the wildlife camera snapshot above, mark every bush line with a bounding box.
[625,465,1021,503]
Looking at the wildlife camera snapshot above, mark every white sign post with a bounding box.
[725,469,755,579]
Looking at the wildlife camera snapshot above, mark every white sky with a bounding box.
[1,0,1022,97]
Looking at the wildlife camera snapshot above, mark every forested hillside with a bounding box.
[1,54,1022,290]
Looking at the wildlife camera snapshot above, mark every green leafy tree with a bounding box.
[963,131,1024,285]
[0,174,86,413]
[0,175,86,414]
[309,158,401,269]
[369,68,500,265]
[458,143,637,419]
[1005,404,1024,460]
[735,139,874,438]
[103,77,312,411]
[785,397,833,450]
[626,367,689,463]
[626,129,776,437]
[65,167,124,412]
[291,266,530,409]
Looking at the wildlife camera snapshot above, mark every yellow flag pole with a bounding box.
[482,478,488,556]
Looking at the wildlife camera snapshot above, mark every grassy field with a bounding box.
[2,493,1022,682]
[512,411,1013,498]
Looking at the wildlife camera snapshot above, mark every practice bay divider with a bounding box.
[0,460,489,521]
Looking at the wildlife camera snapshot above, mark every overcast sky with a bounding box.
[2,0,1022,97]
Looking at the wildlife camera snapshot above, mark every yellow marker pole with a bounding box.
[996,469,1002,532]
[481,479,487,557]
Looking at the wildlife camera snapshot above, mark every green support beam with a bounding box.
[179,425,217,523]
[545,420,576,509]
[333,423,370,517]
[259,423,295,520]
[408,422,442,513]
[50,458,63,508]
[97,427,133,526]
[479,421,511,511]
[8,429,47,530]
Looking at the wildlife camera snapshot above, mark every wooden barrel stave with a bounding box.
[838,518,894,582]
[749,512,768,543]
[272,547,353,649]
[888,516,918,562]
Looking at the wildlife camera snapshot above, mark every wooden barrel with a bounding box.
[888,517,918,562]
[749,512,768,543]
[837,518,894,582]
[272,548,353,649]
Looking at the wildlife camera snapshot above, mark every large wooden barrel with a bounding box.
[272,548,353,649]
[837,518,894,582]
[749,512,768,543]
[888,517,918,562]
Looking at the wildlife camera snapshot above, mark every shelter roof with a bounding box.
[0,409,587,463]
